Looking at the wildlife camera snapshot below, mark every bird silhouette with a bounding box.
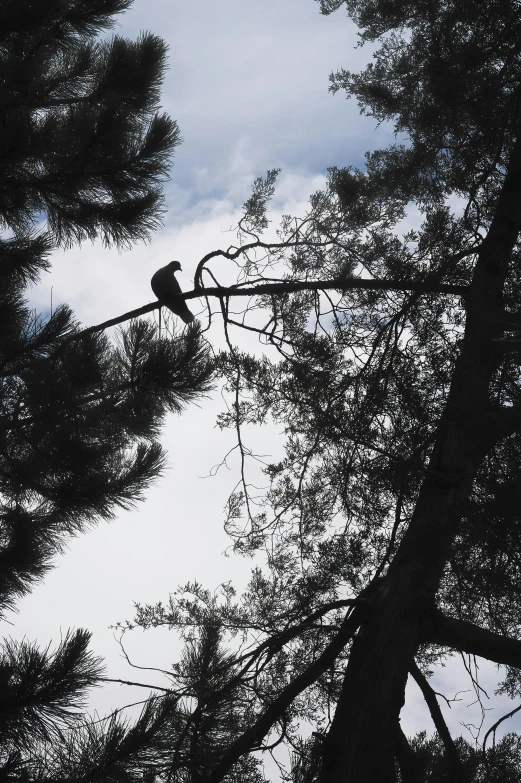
[151,261,194,324]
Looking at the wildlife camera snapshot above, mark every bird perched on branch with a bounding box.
[151,261,194,324]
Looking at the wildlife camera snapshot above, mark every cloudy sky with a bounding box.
[4,0,520,770]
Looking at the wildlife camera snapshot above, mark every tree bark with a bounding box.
[394,721,423,783]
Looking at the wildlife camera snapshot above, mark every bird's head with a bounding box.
[167,260,182,272]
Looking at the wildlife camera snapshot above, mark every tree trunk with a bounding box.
[321,457,479,782]
[321,133,521,782]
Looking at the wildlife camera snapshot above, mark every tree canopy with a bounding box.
[114,0,521,780]
[6,0,521,782]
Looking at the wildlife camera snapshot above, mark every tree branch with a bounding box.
[409,660,468,783]
[67,277,468,343]
[193,238,479,289]
[99,676,173,693]
[497,309,521,330]
[229,598,361,671]
[423,608,521,668]
[482,702,521,754]
[67,302,159,342]
[188,277,468,301]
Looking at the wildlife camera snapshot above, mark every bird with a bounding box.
[150,261,195,324]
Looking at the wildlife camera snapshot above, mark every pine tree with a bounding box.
[0,1,213,777]
[0,0,179,268]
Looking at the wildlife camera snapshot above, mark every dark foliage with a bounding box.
[0,293,214,615]
[0,2,216,780]
[0,629,103,751]
[0,0,180,284]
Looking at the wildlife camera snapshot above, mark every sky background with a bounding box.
[3,0,520,774]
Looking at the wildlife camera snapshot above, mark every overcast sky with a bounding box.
[4,0,520,771]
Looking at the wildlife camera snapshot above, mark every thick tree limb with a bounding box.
[409,660,467,783]
[315,132,521,781]
[423,608,521,668]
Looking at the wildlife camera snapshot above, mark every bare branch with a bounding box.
[67,302,159,342]
[482,702,521,755]
[99,676,173,693]
[409,660,468,783]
